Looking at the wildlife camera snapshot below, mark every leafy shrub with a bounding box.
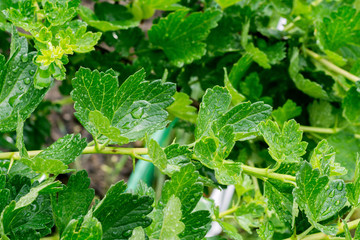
[0,0,360,239]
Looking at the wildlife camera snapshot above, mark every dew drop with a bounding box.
[24,78,31,85]
[131,107,144,119]
[337,182,344,191]
[122,122,130,130]
[329,190,335,198]
[13,66,19,73]
[322,206,331,216]
[29,69,36,76]
[21,54,28,62]
[335,200,340,206]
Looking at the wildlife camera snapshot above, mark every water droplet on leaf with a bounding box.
[131,107,144,119]
[24,78,31,85]
[329,190,335,198]
[21,54,28,62]
[337,182,343,191]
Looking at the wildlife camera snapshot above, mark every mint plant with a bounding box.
[1,0,360,239]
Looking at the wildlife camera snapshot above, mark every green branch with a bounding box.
[241,165,296,183]
[0,146,148,161]
[0,147,297,183]
[300,125,360,138]
[289,218,360,240]
[305,48,359,83]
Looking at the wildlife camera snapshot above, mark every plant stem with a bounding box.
[344,207,357,222]
[53,96,74,106]
[0,146,148,160]
[0,148,297,183]
[241,165,296,183]
[305,48,359,83]
[218,206,238,218]
[18,32,33,40]
[298,226,315,240]
[298,218,360,240]
[300,126,360,138]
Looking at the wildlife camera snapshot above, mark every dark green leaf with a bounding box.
[93,181,153,240]
[294,162,347,235]
[51,171,95,234]
[149,9,222,67]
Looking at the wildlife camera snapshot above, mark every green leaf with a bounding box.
[346,155,360,207]
[257,222,274,240]
[245,43,271,69]
[166,92,198,124]
[89,110,129,145]
[224,68,246,106]
[54,20,102,54]
[129,227,145,240]
[33,134,86,165]
[78,5,139,32]
[214,161,242,185]
[0,30,49,132]
[139,0,182,11]
[20,158,70,175]
[239,72,263,102]
[148,143,192,175]
[258,120,308,163]
[160,164,203,217]
[218,221,243,240]
[289,48,328,99]
[310,139,347,177]
[93,181,153,239]
[265,181,293,226]
[216,101,272,141]
[195,86,231,140]
[1,179,62,239]
[159,195,185,240]
[229,53,253,88]
[272,99,302,126]
[234,203,264,233]
[20,134,87,175]
[259,40,286,65]
[179,211,211,240]
[215,0,241,9]
[328,132,360,180]
[148,138,167,172]
[343,85,360,124]
[308,100,335,128]
[51,171,95,234]
[1,195,53,239]
[196,86,271,141]
[60,212,102,240]
[42,0,79,27]
[71,68,176,142]
[195,125,243,185]
[3,0,41,31]
[294,162,347,235]
[148,9,222,67]
[316,6,360,53]
[355,222,360,239]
